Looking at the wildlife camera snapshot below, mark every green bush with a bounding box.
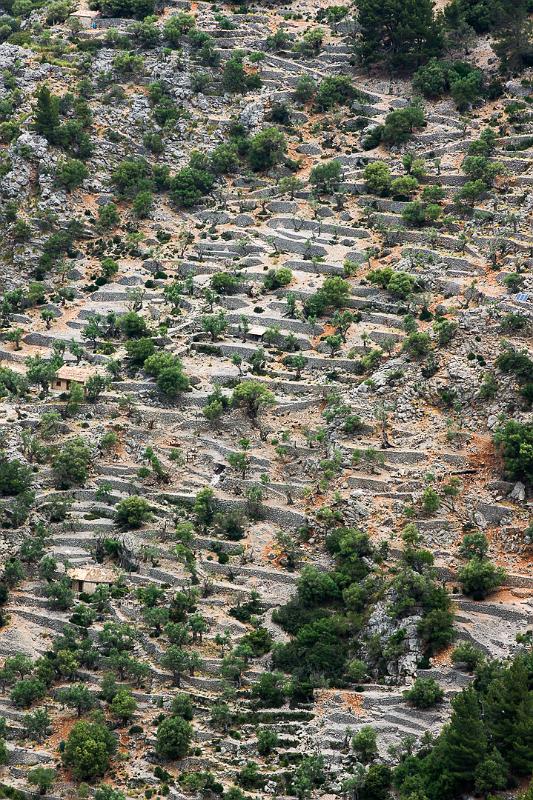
[352,726,378,763]
[52,438,92,488]
[403,677,443,708]
[459,532,489,560]
[390,175,419,199]
[247,127,287,172]
[251,672,286,707]
[293,74,316,103]
[403,331,432,358]
[367,267,416,299]
[144,351,180,377]
[257,727,278,756]
[263,267,292,290]
[494,420,533,485]
[364,161,392,196]
[222,52,261,93]
[55,158,88,191]
[119,311,149,339]
[115,496,152,529]
[170,166,215,208]
[381,105,425,145]
[413,60,484,109]
[98,0,154,18]
[310,159,342,194]
[0,458,32,496]
[210,272,241,295]
[125,337,155,365]
[451,642,485,671]
[315,75,357,110]
[458,558,506,600]
[156,365,190,397]
[402,200,441,226]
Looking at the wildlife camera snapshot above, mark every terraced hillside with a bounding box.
[0,0,532,798]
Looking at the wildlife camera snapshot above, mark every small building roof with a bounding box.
[248,325,267,337]
[67,566,116,584]
[70,8,100,16]
[56,365,100,382]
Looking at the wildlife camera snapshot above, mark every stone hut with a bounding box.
[247,324,267,341]
[67,566,116,595]
[69,8,100,28]
[52,365,99,393]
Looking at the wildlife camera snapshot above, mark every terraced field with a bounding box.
[0,0,531,797]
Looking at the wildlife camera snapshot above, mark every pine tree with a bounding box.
[493,0,533,74]
[34,85,60,142]
[474,748,508,797]
[485,656,533,775]
[355,0,443,71]
[425,686,486,798]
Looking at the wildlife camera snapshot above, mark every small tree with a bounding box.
[119,311,149,339]
[28,767,56,796]
[364,161,392,196]
[403,332,432,359]
[52,438,92,488]
[283,354,307,380]
[310,159,342,195]
[232,381,275,419]
[155,715,193,759]
[34,85,60,141]
[257,727,279,756]
[44,577,74,610]
[459,532,489,560]
[194,487,215,529]
[251,671,286,707]
[223,52,261,94]
[110,689,137,724]
[98,203,120,230]
[351,726,378,763]
[228,451,250,480]
[4,654,33,680]
[0,738,7,766]
[170,693,194,720]
[23,708,51,742]
[26,355,57,396]
[382,105,425,145]
[494,420,533,485]
[86,375,109,402]
[6,327,24,350]
[126,337,155,366]
[247,127,287,172]
[133,190,153,218]
[0,459,32,497]
[201,311,227,342]
[11,679,46,709]
[62,720,116,780]
[156,365,190,397]
[66,382,85,416]
[161,646,189,687]
[94,787,126,800]
[355,0,442,70]
[325,334,342,358]
[57,685,96,717]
